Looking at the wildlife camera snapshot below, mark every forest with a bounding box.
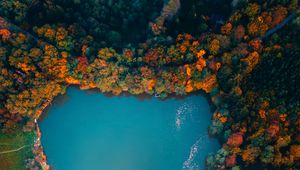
[0,0,299,169]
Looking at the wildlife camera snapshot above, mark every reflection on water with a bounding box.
[53,94,70,106]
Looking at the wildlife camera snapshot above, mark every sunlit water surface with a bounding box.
[39,87,219,170]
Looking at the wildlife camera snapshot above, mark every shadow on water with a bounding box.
[38,94,70,122]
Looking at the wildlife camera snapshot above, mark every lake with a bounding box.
[39,87,219,170]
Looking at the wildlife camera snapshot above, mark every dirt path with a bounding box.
[0,145,28,154]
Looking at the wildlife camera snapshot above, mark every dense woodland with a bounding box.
[0,0,299,169]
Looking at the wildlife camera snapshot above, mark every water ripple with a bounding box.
[182,134,208,170]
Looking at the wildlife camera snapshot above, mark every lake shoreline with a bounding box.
[39,86,219,169]
[35,84,219,170]
[38,84,216,125]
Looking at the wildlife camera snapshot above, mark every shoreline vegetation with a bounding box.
[0,0,299,169]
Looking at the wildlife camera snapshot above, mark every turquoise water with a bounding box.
[39,87,219,170]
